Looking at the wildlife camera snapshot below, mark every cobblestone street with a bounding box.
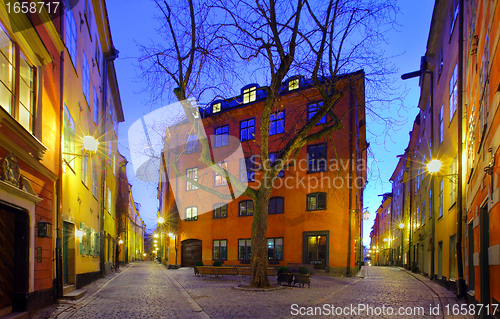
[34,262,473,319]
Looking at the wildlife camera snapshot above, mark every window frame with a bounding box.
[63,104,76,170]
[269,152,284,177]
[307,101,327,124]
[212,102,221,113]
[267,237,284,261]
[185,206,198,221]
[186,133,199,154]
[213,203,228,219]
[239,118,255,141]
[238,239,251,261]
[186,167,198,191]
[65,5,77,68]
[82,50,90,105]
[307,143,327,173]
[307,192,327,211]
[268,197,284,214]
[449,64,458,121]
[214,125,229,147]
[213,239,227,261]
[269,111,285,136]
[238,200,254,216]
[243,86,257,103]
[239,157,255,183]
[289,79,299,91]
[214,161,228,187]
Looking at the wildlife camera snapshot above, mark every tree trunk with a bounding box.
[250,188,272,287]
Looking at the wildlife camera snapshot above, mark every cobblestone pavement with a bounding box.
[34,263,475,319]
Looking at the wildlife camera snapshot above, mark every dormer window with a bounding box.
[243,86,257,103]
[213,102,221,113]
[289,79,299,91]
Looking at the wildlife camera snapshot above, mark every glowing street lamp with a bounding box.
[158,217,165,224]
[82,135,99,153]
[154,233,159,238]
[399,223,405,229]
[119,239,123,245]
[363,211,370,220]
[426,159,442,174]
[383,238,388,242]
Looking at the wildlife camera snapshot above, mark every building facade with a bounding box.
[158,72,367,275]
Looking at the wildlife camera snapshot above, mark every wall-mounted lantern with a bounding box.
[37,218,52,237]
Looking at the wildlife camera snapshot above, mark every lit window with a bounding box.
[213,239,227,260]
[63,105,75,169]
[0,25,36,133]
[186,134,199,153]
[240,118,255,141]
[269,111,285,136]
[307,143,327,172]
[289,79,299,91]
[307,102,327,124]
[449,64,457,120]
[213,203,227,219]
[213,102,221,113]
[239,200,254,216]
[185,206,198,221]
[243,86,256,103]
[238,239,251,260]
[269,197,284,214]
[267,238,283,261]
[450,0,459,36]
[186,167,198,191]
[215,125,229,147]
[214,162,228,186]
[307,192,326,211]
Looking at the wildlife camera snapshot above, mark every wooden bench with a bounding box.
[237,267,277,281]
[197,266,238,277]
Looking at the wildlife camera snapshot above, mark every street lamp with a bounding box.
[154,233,159,238]
[158,217,165,224]
[426,159,442,174]
[363,211,370,220]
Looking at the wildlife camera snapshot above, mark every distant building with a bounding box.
[158,72,367,274]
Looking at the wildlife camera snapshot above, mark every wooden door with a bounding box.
[0,207,16,315]
[181,239,202,267]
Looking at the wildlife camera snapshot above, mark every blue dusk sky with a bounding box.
[106,0,434,242]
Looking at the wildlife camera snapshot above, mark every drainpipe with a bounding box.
[346,85,354,276]
[456,0,465,298]
[55,11,65,300]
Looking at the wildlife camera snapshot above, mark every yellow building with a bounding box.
[60,0,124,289]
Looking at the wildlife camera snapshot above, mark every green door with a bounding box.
[437,241,443,278]
[63,222,70,285]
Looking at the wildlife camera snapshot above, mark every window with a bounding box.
[94,34,100,71]
[82,51,90,104]
[107,188,112,216]
[289,79,299,91]
[92,162,98,198]
[215,125,229,147]
[422,201,426,223]
[268,197,284,214]
[65,6,77,66]
[479,31,489,131]
[450,0,458,36]
[239,200,254,216]
[186,168,198,190]
[84,0,92,30]
[239,157,255,182]
[214,161,228,186]
[438,48,443,79]
[213,102,221,113]
[429,190,432,219]
[213,203,227,219]
[307,192,326,211]
[186,134,199,153]
[307,143,327,172]
[243,86,256,103]
[269,111,284,136]
[269,152,284,177]
[449,157,457,206]
[307,102,326,124]
[267,238,283,261]
[238,239,251,260]
[213,239,227,260]
[0,25,36,133]
[240,118,255,141]
[449,64,457,120]
[93,87,99,124]
[439,180,443,218]
[439,105,443,144]
[81,154,88,186]
[185,206,198,221]
[63,105,75,169]
[467,111,475,172]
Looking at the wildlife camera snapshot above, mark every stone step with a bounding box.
[61,289,87,300]
[62,284,75,295]
[0,312,29,319]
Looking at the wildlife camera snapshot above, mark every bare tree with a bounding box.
[139,0,397,288]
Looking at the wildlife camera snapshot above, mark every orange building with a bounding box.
[158,72,367,275]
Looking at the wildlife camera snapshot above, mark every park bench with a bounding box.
[197,266,237,277]
[237,267,277,282]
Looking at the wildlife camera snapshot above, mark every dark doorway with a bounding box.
[480,203,490,319]
[181,239,202,267]
[63,222,70,285]
[438,241,443,278]
[468,222,475,291]
[303,231,329,270]
[0,204,29,314]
